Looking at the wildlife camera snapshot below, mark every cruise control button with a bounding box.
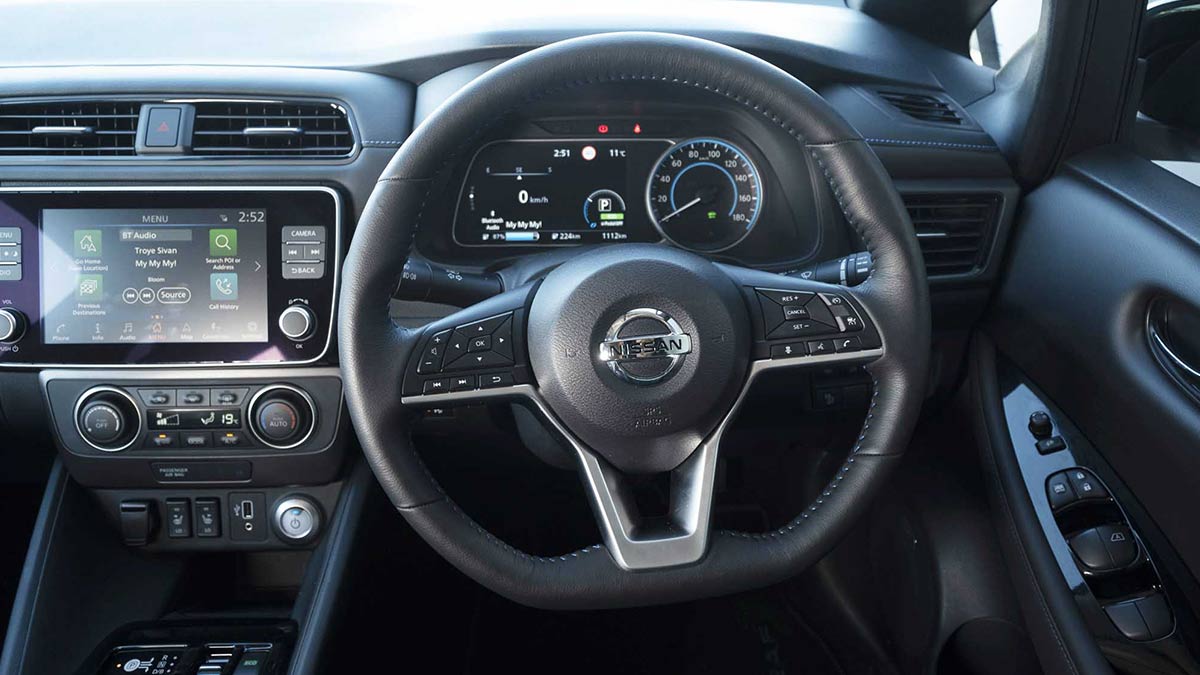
[768,319,832,340]
[1066,468,1108,500]
[479,372,515,389]
[756,289,814,306]
[770,342,806,359]
[450,375,476,391]
[833,336,862,353]
[782,305,809,320]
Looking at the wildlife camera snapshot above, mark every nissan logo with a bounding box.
[598,308,693,384]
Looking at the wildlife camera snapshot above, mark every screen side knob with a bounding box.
[0,308,27,343]
[278,304,315,341]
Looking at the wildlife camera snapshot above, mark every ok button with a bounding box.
[468,335,492,353]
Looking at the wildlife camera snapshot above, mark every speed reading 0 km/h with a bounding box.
[646,138,763,252]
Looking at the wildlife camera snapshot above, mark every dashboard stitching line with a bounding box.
[863,138,997,151]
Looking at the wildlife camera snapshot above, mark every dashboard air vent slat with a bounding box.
[0,102,139,155]
[191,102,354,158]
[902,193,1001,277]
[877,90,963,125]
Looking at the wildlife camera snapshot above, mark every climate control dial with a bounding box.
[74,387,141,452]
[248,385,316,449]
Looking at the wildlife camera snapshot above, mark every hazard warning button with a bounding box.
[145,106,182,147]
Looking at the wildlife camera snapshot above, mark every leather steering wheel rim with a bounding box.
[340,32,930,610]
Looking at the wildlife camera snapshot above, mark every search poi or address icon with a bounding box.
[214,234,232,250]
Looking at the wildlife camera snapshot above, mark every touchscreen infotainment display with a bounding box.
[40,208,269,344]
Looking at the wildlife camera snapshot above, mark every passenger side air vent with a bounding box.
[903,193,1001,276]
[0,101,139,156]
[877,90,963,125]
[191,101,354,157]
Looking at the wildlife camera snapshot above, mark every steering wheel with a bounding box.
[340,32,930,610]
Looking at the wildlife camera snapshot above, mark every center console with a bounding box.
[0,187,347,551]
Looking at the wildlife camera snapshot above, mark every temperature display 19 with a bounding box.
[452,139,669,247]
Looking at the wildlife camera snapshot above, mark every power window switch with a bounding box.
[1105,601,1151,641]
[1098,524,1138,568]
[1068,528,1113,571]
[165,498,191,538]
[1136,594,1174,640]
[1046,471,1077,510]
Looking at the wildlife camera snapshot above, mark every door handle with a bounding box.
[1147,298,1200,403]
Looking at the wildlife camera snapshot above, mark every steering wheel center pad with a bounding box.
[340,31,931,609]
[529,244,749,474]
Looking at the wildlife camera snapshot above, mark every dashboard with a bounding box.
[0,0,1018,557]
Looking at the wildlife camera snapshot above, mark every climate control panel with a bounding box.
[42,369,344,489]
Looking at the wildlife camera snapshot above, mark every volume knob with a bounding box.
[0,308,27,343]
[278,304,315,341]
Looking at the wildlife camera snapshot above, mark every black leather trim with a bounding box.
[340,32,930,609]
[968,335,1114,675]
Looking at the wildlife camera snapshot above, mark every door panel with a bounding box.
[986,144,1200,587]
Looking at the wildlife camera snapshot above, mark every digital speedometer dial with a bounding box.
[646,138,762,252]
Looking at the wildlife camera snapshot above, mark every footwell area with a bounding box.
[458,590,841,675]
[327,490,844,675]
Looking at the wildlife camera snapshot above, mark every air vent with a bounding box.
[903,193,1001,276]
[191,101,354,157]
[0,101,139,156]
[878,90,963,125]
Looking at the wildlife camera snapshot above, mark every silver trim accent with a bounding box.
[0,185,340,369]
[401,347,882,570]
[31,126,94,136]
[273,496,321,541]
[247,384,318,450]
[72,385,142,452]
[242,127,304,137]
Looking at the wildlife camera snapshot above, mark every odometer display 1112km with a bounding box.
[646,138,763,252]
